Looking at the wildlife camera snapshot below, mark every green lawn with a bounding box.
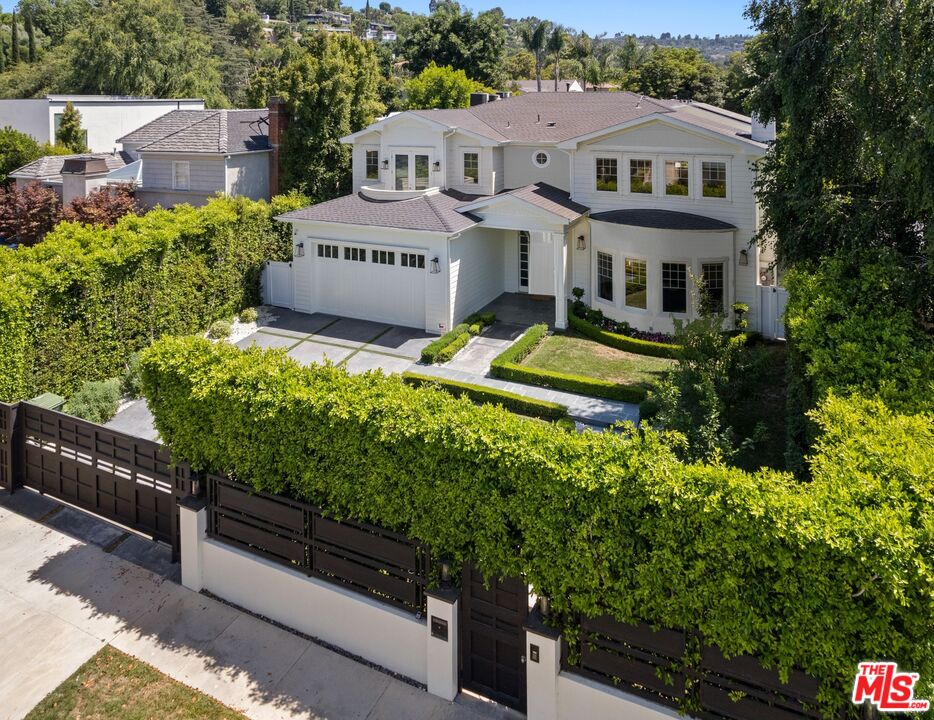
[26,646,247,720]
[523,332,674,386]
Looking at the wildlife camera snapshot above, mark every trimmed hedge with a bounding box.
[490,324,649,403]
[567,312,680,359]
[140,336,934,715]
[402,371,568,420]
[0,193,308,402]
[420,323,470,364]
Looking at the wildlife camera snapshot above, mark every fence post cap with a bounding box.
[180,495,208,511]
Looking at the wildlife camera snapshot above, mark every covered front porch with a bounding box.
[476,292,557,327]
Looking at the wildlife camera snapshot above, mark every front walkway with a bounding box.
[0,490,519,720]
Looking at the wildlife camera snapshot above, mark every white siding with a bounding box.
[352,131,382,191]
[449,227,506,324]
[445,133,497,195]
[503,145,569,191]
[225,152,271,200]
[491,146,505,193]
[503,230,519,293]
[378,117,445,190]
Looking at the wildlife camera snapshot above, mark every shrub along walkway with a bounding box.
[413,364,640,427]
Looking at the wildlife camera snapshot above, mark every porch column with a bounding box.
[552,231,567,329]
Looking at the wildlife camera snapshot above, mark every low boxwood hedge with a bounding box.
[402,371,568,420]
[421,323,470,364]
[436,331,470,363]
[490,324,649,403]
[567,312,680,359]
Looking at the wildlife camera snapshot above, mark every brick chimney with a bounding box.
[267,96,288,197]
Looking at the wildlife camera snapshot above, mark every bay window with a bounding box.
[624,259,647,309]
[662,262,688,313]
[597,251,614,303]
[701,262,725,314]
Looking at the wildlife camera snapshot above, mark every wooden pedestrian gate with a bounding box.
[460,563,529,713]
[1,400,193,557]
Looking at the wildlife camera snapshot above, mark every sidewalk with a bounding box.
[0,490,518,720]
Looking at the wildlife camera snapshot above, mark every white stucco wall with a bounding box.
[200,538,428,684]
[556,673,685,720]
[226,151,271,201]
[0,100,50,143]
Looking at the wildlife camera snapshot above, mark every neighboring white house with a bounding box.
[116,108,272,208]
[0,96,205,153]
[8,151,135,203]
[277,92,777,335]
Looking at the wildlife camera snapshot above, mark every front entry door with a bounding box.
[518,230,530,293]
[460,563,529,712]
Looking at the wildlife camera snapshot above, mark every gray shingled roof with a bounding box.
[10,151,132,181]
[403,92,766,148]
[278,190,483,233]
[117,109,270,153]
[499,183,588,221]
[590,208,737,231]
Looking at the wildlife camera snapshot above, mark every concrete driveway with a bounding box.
[237,310,434,375]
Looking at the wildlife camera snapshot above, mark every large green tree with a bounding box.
[399,2,506,89]
[404,62,487,109]
[62,0,227,105]
[621,46,723,105]
[518,19,549,92]
[0,125,41,184]
[745,0,934,321]
[276,30,384,201]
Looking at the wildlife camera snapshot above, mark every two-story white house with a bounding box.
[277,92,775,334]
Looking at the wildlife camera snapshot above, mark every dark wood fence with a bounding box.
[563,614,822,720]
[206,475,430,615]
[1,401,193,557]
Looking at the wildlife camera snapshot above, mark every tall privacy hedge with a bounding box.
[0,193,306,402]
[140,336,934,714]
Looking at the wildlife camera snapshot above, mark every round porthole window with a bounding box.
[532,151,551,168]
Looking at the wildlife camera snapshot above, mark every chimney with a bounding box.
[60,156,110,205]
[267,96,289,196]
[751,113,776,143]
[469,92,490,107]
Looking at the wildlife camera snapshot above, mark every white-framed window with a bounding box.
[172,161,190,191]
[661,262,688,314]
[624,258,647,310]
[701,160,728,198]
[462,151,479,185]
[532,150,551,169]
[364,149,379,180]
[597,251,614,303]
[392,149,432,191]
[700,261,726,314]
[317,243,339,259]
[628,158,653,194]
[401,252,425,269]
[664,159,690,197]
[595,156,618,192]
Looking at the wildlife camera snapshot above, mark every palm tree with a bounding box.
[520,20,550,92]
[570,32,592,90]
[546,25,566,92]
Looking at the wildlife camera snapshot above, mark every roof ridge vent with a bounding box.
[546,121,556,127]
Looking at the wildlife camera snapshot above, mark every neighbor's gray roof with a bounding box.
[117,109,270,153]
[279,182,587,232]
[590,208,737,231]
[403,92,765,148]
[10,151,132,181]
[278,190,483,233]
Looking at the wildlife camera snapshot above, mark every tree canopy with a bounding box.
[404,62,487,109]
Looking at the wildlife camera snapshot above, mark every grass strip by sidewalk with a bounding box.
[25,645,248,720]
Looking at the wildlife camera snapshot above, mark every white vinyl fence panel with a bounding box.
[263,260,293,309]
[758,285,788,340]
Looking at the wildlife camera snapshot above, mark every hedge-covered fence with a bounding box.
[0,193,307,402]
[139,336,934,716]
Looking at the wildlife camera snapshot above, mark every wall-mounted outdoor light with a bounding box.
[381,159,389,169]
[294,242,305,257]
[576,234,586,251]
[440,556,452,587]
[430,257,441,274]
[739,248,749,266]
[433,161,441,171]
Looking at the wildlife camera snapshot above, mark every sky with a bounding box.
[394,0,755,37]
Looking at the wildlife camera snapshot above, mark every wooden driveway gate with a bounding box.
[2,401,192,557]
[460,563,529,712]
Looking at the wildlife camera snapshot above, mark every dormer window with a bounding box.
[365,150,379,180]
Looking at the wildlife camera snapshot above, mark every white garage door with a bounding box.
[313,241,427,328]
